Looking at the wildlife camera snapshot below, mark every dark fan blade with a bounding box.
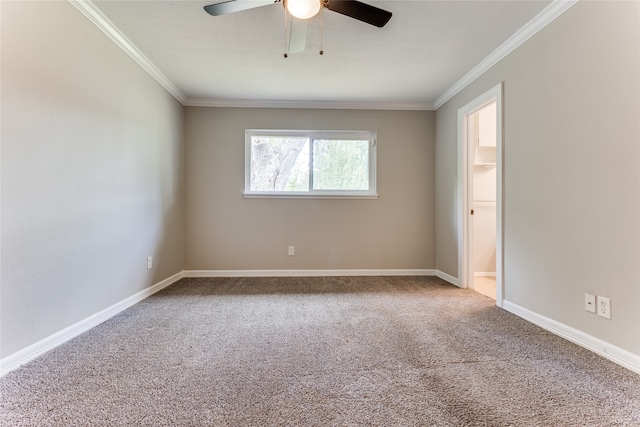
[204,0,278,16]
[325,0,391,28]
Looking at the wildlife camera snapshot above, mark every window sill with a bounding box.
[243,193,379,200]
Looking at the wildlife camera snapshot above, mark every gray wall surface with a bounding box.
[1,1,185,358]
[2,0,638,367]
[435,1,639,354]
[185,107,435,271]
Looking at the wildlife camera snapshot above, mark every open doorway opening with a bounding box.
[458,83,503,307]
[469,103,497,299]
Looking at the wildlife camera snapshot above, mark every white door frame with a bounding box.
[457,83,504,307]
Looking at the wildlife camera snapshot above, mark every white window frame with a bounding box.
[244,129,378,199]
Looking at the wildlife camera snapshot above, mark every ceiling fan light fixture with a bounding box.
[286,0,321,20]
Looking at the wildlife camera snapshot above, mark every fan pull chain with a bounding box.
[283,6,288,58]
[319,6,324,55]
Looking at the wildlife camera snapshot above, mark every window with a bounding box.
[245,130,377,198]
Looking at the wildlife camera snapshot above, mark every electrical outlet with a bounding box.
[597,296,611,319]
[147,256,153,270]
[584,293,596,313]
[288,246,295,256]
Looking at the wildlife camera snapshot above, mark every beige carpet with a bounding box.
[1,276,639,426]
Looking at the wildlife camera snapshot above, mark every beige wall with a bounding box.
[3,0,637,368]
[185,107,435,271]
[1,1,185,358]
[435,1,639,354]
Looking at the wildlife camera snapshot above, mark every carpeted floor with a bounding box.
[1,276,639,426]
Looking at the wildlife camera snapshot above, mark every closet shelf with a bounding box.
[475,162,496,168]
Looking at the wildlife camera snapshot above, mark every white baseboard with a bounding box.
[0,271,184,377]
[436,270,461,287]
[0,268,500,378]
[474,272,496,277]
[184,269,437,278]
[503,300,640,375]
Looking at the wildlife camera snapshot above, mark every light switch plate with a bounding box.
[584,293,596,313]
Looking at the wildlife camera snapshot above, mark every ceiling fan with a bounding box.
[203,0,392,56]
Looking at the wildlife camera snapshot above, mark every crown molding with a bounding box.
[68,0,187,104]
[65,1,429,111]
[185,98,435,111]
[433,0,578,109]
[70,0,577,112]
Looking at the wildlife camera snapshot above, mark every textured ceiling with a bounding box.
[93,0,552,107]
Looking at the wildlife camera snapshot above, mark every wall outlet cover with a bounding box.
[597,296,611,319]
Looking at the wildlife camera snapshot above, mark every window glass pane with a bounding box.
[250,136,309,191]
[312,139,369,191]
[245,130,376,197]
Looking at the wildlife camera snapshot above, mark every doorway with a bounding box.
[470,103,497,299]
[457,83,503,307]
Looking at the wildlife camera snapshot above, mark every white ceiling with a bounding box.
[91,0,553,109]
